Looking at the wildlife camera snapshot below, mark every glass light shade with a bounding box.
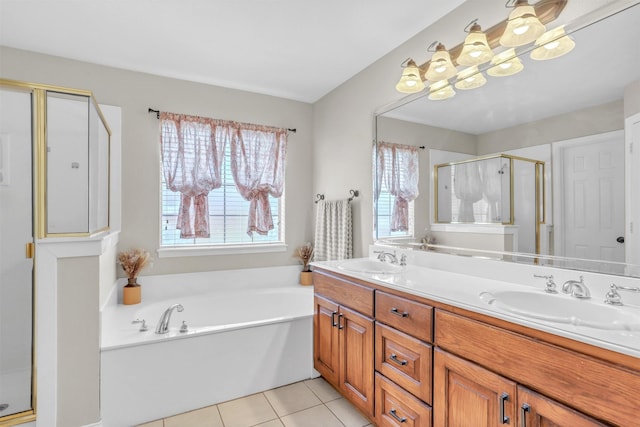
[499,2,546,47]
[455,66,487,90]
[425,43,458,81]
[530,26,576,60]
[428,80,456,100]
[395,59,426,93]
[487,49,524,77]
[457,23,494,66]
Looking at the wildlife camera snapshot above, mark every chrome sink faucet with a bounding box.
[155,303,184,334]
[374,250,398,264]
[604,284,640,306]
[562,276,590,299]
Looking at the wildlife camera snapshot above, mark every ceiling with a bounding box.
[0,0,467,103]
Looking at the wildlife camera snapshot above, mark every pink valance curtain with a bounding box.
[161,113,288,239]
[377,141,420,232]
[160,112,230,238]
[230,124,288,236]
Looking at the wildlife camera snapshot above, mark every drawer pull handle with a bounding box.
[389,409,407,423]
[390,354,408,366]
[499,392,510,424]
[520,403,530,427]
[331,311,337,327]
[390,307,409,318]
[338,313,344,330]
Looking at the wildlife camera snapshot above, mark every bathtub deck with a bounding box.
[136,378,375,427]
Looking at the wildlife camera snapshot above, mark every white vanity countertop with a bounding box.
[312,258,640,359]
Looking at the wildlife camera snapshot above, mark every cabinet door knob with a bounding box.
[499,392,510,424]
[389,409,407,423]
[390,307,409,318]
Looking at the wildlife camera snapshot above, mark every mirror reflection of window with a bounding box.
[375,142,419,238]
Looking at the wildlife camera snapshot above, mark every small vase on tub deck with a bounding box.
[118,247,151,305]
[123,277,142,305]
[299,271,313,286]
[294,243,314,286]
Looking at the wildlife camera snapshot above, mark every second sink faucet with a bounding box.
[374,250,407,266]
[155,303,184,334]
[562,276,590,299]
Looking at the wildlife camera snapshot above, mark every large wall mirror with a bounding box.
[375,1,640,276]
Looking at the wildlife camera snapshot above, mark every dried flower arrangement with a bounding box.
[118,248,151,283]
[294,243,314,272]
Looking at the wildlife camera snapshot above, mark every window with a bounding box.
[159,113,286,251]
[376,185,415,238]
[375,142,419,239]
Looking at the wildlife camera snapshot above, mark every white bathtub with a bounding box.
[100,266,315,427]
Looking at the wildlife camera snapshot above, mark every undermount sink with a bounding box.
[479,290,640,331]
[336,259,403,274]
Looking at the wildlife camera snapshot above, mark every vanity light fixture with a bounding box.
[500,0,546,47]
[487,48,524,77]
[455,66,487,90]
[425,42,458,82]
[530,25,575,60]
[428,80,456,100]
[457,20,494,66]
[395,58,426,93]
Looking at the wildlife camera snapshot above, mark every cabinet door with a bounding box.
[314,295,340,386]
[434,349,517,427]
[517,386,608,427]
[339,304,375,417]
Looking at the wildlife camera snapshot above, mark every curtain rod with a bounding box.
[148,108,296,133]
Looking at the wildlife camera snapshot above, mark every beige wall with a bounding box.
[0,46,314,277]
[57,257,100,427]
[476,100,624,155]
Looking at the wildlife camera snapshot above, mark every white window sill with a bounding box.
[157,242,288,258]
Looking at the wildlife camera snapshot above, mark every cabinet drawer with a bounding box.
[375,322,432,404]
[376,291,433,342]
[375,373,432,427]
[313,270,374,317]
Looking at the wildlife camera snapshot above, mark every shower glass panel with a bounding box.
[46,92,110,235]
[0,88,35,422]
[47,92,90,234]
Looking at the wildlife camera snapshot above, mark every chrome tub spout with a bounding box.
[155,303,184,334]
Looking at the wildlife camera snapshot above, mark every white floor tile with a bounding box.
[164,405,224,427]
[218,393,278,427]
[326,398,370,427]
[265,381,323,416]
[304,378,342,403]
[280,404,344,427]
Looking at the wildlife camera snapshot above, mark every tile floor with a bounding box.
[137,377,375,427]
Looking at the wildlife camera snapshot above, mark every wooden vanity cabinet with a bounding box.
[435,310,637,426]
[313,271,375,418]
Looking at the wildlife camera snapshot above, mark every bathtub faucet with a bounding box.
[155,303,184,334]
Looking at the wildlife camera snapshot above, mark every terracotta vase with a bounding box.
[299,271,313,286]
[123,277,141,305]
